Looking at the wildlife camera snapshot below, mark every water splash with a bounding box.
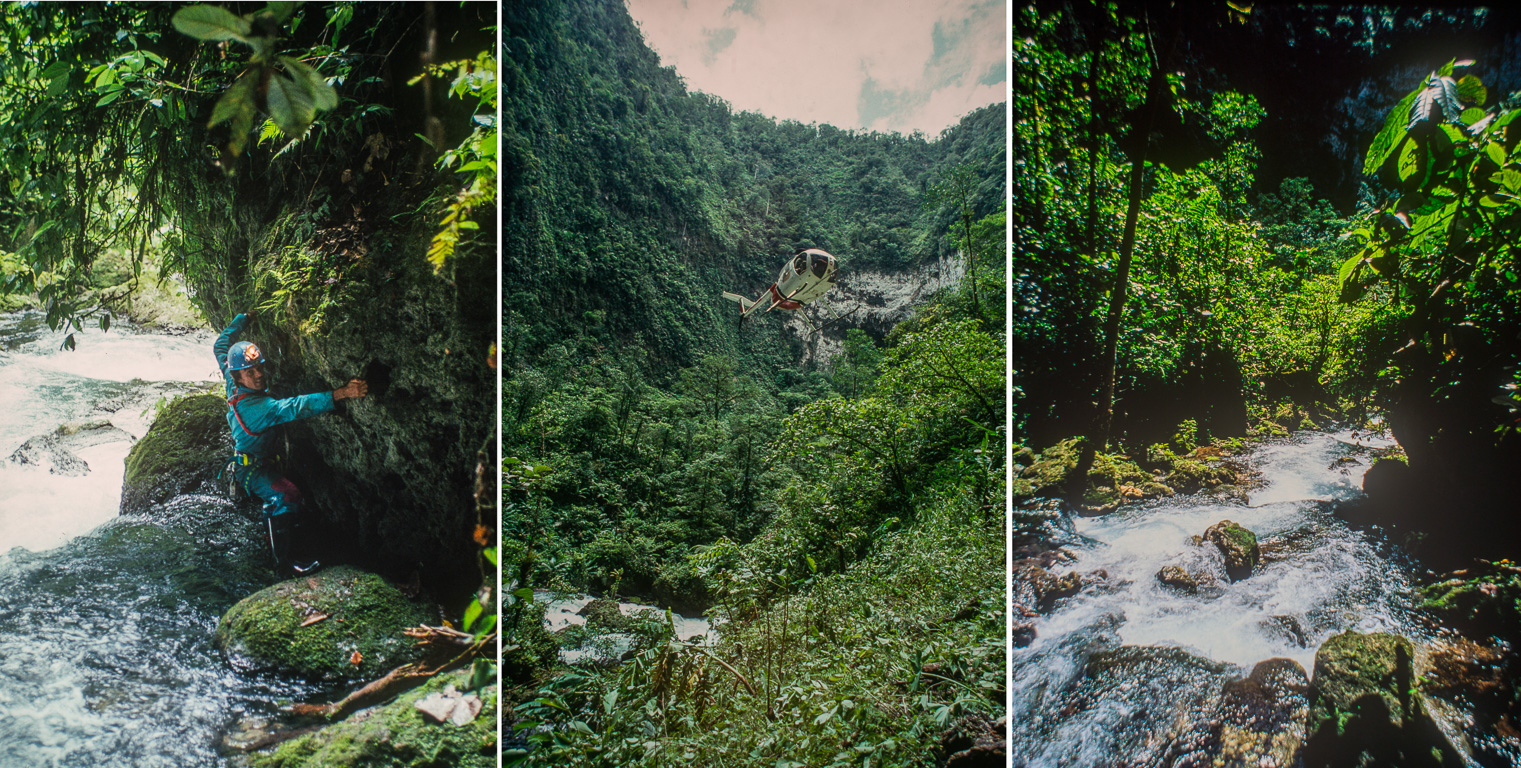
[1010,432,1427,766]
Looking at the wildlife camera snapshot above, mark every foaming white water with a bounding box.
[20,326,217,384]
[1011,432,1426,766]
[0,311,216,553]
[0,442,132,553]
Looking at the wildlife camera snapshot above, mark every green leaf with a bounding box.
[1366,89,1420,175]
[1498,170,1521,193]
[603,689,619,715]
[512,587,533,601]
[265,1,300,22]
[266,73,316,135]
[172,5,252,42]
[280,56,338,111]
[208,73,257,128]
[1397,137,1422,182]
[462,598,482,631]
[1460,107,1486,126]
[1456,74,1486,106]
[571,721,594,735]
[1486,142,1506,166]
[1336,251,1365,286]
[94,89,124,107]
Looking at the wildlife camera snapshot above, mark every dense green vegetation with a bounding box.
[1012,3,1518,518]
[504,0,1004,763]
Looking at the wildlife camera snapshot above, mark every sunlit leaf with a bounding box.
[172,5,252,42]
[1366,89,1419,175]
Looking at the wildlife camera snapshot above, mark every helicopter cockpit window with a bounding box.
[793,254,808,275]
[810,256,829,279]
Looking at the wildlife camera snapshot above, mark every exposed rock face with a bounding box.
[1204,520,1260,581]
[790,254,965,365]
[1169,658,1310,768]
[245,668,496,768]
[8,434,89,476]
[208,228,494,601]
[1302,631,1461,768]
[214,565,435,681]
[121,395,232,514]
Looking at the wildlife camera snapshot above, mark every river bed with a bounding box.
[1009,430,1428,766]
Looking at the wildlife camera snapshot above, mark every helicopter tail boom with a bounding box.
[723,290,773,317]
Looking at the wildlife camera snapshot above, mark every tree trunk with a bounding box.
[1073,6,1177,499]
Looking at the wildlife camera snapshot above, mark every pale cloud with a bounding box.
[624,0,1005,137]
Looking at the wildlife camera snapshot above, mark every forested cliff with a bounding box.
[504,0,1003,376]
[504,0,1006,763]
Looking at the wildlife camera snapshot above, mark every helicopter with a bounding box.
[723,248,839,317]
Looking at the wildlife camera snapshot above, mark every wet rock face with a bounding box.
[1302,631,1461,768]
[1169,658,1310,768]
[121,395,233,515]
[223,233,494,601]
[8,434,90,476]
[1204,520,1260,581]
[214,565,436,681]
[244,669,496,768]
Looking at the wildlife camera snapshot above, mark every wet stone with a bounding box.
[1204,520,1260,581]
[1169,658,1310,768]
[1259,614,1308,648]
[1302,631,1462,768]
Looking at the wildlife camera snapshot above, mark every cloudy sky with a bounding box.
[624,0,1006,138]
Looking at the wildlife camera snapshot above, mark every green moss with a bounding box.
[1168,459,1236,493]
[215,566,434,680]
[121,394,231,514]
[247,670,497,768]
[1018,437,1084,495]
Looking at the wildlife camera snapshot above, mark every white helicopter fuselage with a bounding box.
[723,248,838,317]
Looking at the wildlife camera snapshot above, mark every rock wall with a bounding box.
[787,253,966,366]
[202,226,494,605]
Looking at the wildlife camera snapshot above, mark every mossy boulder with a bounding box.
[1018,437,1084,495]
[1169,459,1237,494]
[1204,520,1259,581]
[1302,631,1461,768]
[246,669,496,768]
[215,566,434,680]
[121,394,231,515]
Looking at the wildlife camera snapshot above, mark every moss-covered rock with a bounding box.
[121,394,232,515]
[1169,459,1237,494]
[215,565,435,680]
[1204,520,1259,581]
[1157,565,1202,594]
[1419,561,1521,639]
[247,669,496,768]
[1018,437,1084,495]
[1302,631,1461,768]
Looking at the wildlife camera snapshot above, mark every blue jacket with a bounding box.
[215,314,336,457]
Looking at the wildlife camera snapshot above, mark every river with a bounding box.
[1009,430,1432,766]
[0,311,321,767]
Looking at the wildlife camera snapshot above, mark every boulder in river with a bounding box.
[1204,520,1259,581]
[1302,631,1461,768]
[121,394,232,515]
[7,433,90,476]
[1170,657,1310,768]
[1157,565,1203,594]
[245,668,496,768]
[214,565,435,680]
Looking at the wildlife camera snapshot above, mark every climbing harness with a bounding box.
[227,392,268,438]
